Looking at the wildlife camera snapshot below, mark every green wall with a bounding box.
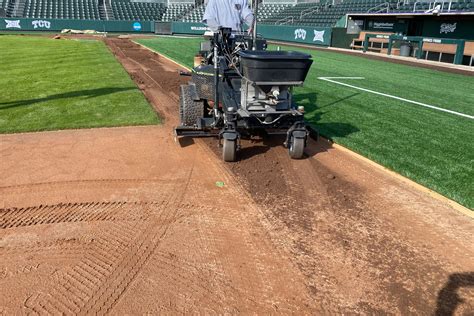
[0,18,154,32]
[1,19,332,46]
[331,27,357,48]
[171,22,332,46]
[258,24,332,46]
[422,19,474,40]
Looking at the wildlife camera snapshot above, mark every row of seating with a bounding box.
[256,4,290,23]
[265,3,322,23]
[111,1,165,21]
[298,0,387,25]
[8,0,474,25]
[181,3,290,24]
[161,3,192,22]
[391,0,474,13]
[23,0,100,20]
[181,4,203,23]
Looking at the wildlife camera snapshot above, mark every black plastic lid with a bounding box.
[238,50,312,60]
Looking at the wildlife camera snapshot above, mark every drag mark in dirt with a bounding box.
[0,178,176,191]
[0,201,155,229]
[10,164,197,314]
[1,167,185,313]
[9,200,198,315]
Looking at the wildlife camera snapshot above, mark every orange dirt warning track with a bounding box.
[0,38,473,314]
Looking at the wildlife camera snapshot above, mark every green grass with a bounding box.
[0,36,159,133]
[137,36,474,209]
[137,36,201,69]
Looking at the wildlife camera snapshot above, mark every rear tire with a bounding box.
[289,136,305,159]
[222,139,237,162]
[179,84,204,126]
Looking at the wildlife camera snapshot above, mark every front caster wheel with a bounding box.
[288,136,305,159]
[222,138,237,162]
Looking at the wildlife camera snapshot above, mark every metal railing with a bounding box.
[299,5,320,19]
[429,1,443,12]
[413,0,455,13]
[413,1,421,11]
[368,1,390,13]
[102,0,109,20]
[276,16,293,25]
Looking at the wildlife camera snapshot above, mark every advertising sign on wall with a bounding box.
[365,19,407,33]
[423,20,474,40]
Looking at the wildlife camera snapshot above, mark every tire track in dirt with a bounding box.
[201,138,346,313]
[0,178,175,191]
[212,136,473,314]
[0,242,87,262]
[15,201,176,314]
[18,212,151,314]
[14,160,198,314]
[0,201,155,229]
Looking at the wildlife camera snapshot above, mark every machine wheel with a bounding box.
[179,84,204,126]
[222,138,237,162]
[288,136,305,159]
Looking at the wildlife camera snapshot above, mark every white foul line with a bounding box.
[318,77,474,120]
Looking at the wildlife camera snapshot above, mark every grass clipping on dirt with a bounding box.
[136,36,474,210]
[0,36,159,133]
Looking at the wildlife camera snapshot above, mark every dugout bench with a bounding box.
[359,33,473,66]
[351,31,393,52]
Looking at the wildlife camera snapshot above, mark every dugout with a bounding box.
[342,12,474,66]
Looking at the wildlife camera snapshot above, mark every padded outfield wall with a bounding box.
[1,18,331,46]
[0,18,154,32]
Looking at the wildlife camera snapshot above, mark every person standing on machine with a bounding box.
[202,0,255,33]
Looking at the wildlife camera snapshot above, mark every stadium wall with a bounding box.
[331,27,358,48]
[0,18,154,33]
[171,22,332,46]
[1,18,331,46]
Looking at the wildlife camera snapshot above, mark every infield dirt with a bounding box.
[0,37,472,314]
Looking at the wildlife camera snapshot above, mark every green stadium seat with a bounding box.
[22,0,100,19]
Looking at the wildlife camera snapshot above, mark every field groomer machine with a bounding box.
[175,5,313,162]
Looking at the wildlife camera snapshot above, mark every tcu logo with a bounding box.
[440,23,456,34]
[294,28,307,40]
[5,20,21,29]
[32,20,51,29]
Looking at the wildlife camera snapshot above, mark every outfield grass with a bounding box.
[0,36,159,133]
[137,36,474,209]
